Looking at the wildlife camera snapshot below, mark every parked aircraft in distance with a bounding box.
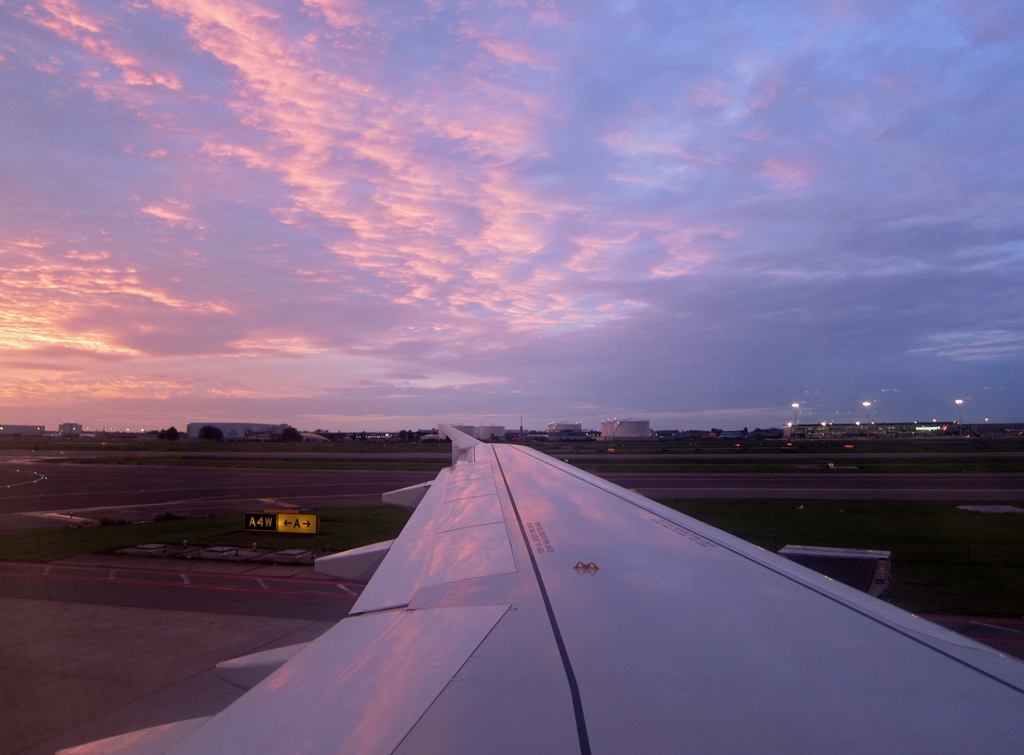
[63,424,1024,753]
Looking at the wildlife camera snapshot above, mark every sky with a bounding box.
[1,0,1022,433]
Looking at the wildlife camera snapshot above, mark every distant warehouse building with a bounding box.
[0,424,44,436]
[441,425,506,441]
[185,422,293,440]
[600,419,653,441]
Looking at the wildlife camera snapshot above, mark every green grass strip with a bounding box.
[0,507,412,563]
[662,498,1024,617]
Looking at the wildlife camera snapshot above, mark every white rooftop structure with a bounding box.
[600,419,652,440]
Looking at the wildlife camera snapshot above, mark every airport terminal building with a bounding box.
[785,421,961,439]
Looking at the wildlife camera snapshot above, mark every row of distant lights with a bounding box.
[3,469,47,489]
[0,427,149,432]
[787,399,972,427]
[54,428,147,432]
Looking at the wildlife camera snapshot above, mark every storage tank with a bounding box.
[474,426,505,441]
[600,419,652,440]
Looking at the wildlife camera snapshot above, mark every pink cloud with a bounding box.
[140,199,203,228]
[26,0,183,93]
[758,157,816,187]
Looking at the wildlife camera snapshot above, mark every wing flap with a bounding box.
[353,458,518,614]
[350,468,451,613]
[215,643,309,690]
[382,481,431,509]
[314,539,393,582]
[57,717,213,755]
[168,604,510,755]
[437,492,504,531]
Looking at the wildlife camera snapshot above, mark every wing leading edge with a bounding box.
[62,424,1024,753]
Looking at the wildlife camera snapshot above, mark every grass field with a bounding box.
[663,499,1024,617]
[0,507,412,564]
[572,457,1024,473]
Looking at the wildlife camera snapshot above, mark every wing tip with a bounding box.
[438,423,481,464]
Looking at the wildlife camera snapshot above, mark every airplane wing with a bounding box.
[63,424,1024,753]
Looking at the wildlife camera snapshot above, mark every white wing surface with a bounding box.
[63,425,1024,753]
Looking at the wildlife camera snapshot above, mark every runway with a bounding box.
[2,452,1021,533]
[0,453,435,531]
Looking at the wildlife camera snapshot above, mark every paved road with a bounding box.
[1,557,353,755]
[0,560,358,621]
[0,454,435,531]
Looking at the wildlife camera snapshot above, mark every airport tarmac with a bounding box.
[2,454,1021,752]
[5,554,1024,755]
[1,556,355,755]
[0,456,436,532]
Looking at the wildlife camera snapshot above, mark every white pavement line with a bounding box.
[258,498,299,509]
[1,471,47,488]
[970,621,1024,635]
[256,579,269,590]
[180,574,190,585]
[335,584,358,595]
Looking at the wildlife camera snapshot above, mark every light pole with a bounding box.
[862,401,871,423]
[791,403,799,427]
[955,399,964,434]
